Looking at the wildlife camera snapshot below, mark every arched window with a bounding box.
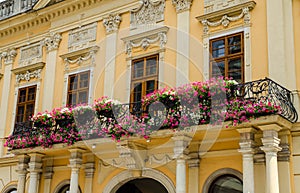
[57,184,69,193]
[208,175,242,193]
[53,180,81,193]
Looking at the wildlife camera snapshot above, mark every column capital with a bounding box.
[69,148,84,170]
[84,162,95,178]
[187,158,199,168]
[103,13,122,34]
[172,133,192,159]
[16,154,30,174]
[261,136,282,153]
[42,33,62,52]
[1,48,17,65]
[172,0,193,13]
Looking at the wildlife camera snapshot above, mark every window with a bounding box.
[67,71,90,106]
[208,175,242,193]
[130,55,158,107]
[210,32,244,83]
[15,85,36,123]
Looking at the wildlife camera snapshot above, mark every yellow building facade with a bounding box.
[0,0,299,193]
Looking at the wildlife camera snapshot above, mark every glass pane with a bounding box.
[228,71,242,83]
[212,39,225,58]
[146,80,156,94]
[78,91,88,104]
[133,60,144,78]
[18,89,26,103]
[69,76,78,90]
[228,35,242,54]
[209,175,242,193]
[68,93,77,105]
[25,104,34,121]
[228,58,242,71]
[79,73,89,88]
[146,57,157,76]
[16,106,25,122]
[212,61,225,77]
[27,87,36,101]
[133,83,142,102]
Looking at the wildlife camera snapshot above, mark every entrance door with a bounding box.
[116,178,168,193]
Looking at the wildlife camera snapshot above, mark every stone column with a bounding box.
[238,128,256,193]
[69,148,84,193]
[103,14,121,98]
[187,157,199,193]
[28,153,44,193]
[0,48,16,157]
[16,154,30,193]
[41,33,61,111]
[43,158,54,193]
[84,162,95,193]
[259,124,282,193]
[172,133,192,193]
[172,0,193,86]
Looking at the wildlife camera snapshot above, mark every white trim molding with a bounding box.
[122,26,169,56]
[196,1,256,35]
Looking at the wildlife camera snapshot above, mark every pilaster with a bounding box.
[84,154,95,193]
[238,127,257,193]
[28,153,44,193]
[187,156,199,193]
[16,154,30,193]
[43,158,54,193]
[259,125,282,193]
[68,148,85,193]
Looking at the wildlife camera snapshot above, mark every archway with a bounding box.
[116,178,168,193]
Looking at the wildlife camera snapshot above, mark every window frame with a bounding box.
[209,32,244,83]
[67,70,90,106]
[130,54,159,104]
[15,85,37,123]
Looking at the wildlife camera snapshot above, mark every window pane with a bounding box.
[78,91,88,104]
[133,83,142,102]
[79,73,89,88]
[212,61,225,77]
[146,80,155,94]
[18,89,26,103]
[27,87,36,101]
[228,35,242,55]
[212,39,225,58]
[228,58,242,71]
[146,57,157,76]
[16,106,25,122]
[69,76,78,90]
[25,104,34,121]
[133,60,144,78]
[68,93,77,106]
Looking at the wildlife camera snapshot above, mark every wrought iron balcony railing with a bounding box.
[0,0,38,20]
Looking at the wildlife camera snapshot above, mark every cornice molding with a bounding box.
[11,62,45,83]
[121,26,169,56]
[196,1,256,34]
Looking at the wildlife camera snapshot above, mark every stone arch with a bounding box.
[53,179,81,193]
[202,168,243,193]
[1,182,17,193]
[103,169,176,193]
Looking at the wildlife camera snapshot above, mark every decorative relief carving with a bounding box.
[131,0,165,27]
[16,69,42,83]
[19,43,42,66]
[60,46,99,71]
[148,154,172,165]
[204,0,251,14]
[196,1,256,35]
[68,23,97,52]
[122,26,169,56]
[103,14,122,34]
[1,48,17,65]
[172,0,193,13]
[42,33,62,52]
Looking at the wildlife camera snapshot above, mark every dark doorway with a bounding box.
[116,178,168,193]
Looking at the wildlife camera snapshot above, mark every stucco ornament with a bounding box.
[16,69,42,83]
[1,48,17,65]
[42,33,62,52]
[103,13,122,34]
[172,0,193,12]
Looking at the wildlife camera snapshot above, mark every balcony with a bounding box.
[5,78,298,150]
[0,0,38,21]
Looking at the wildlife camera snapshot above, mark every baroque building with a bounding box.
[0,0,299,193]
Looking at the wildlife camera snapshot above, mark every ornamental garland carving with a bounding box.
[1,48,17,65]
[42,33,62,52]
[131,0,165,26]
[172,0,193,13]
[16,69,42,83]
[103,14,122,34]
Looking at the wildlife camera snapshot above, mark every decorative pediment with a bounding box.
[19,43,43,67]
[122,26,169,56]
[11,62,45,83]
[68,23,97,52]
[60,46,99,71]
[196,1,256,34]
[131,0,165,27]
